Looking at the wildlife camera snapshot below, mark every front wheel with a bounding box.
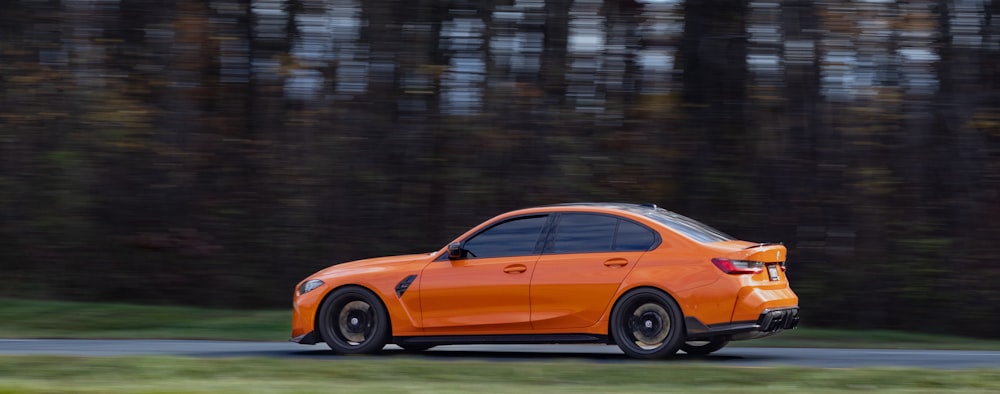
[317,287,390,355]
[680,337,730,355]
[610,289,685,359]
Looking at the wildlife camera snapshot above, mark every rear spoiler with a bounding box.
[743,242,783,249]
[743,243,786,263]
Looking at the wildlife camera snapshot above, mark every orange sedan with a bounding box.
[290,203,798,358]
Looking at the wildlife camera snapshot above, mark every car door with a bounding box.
[418,214,549,332]
[530,213,658,329]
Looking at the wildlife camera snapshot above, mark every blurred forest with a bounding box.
[1,0,999,337]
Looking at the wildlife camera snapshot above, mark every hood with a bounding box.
[310,252,436,277]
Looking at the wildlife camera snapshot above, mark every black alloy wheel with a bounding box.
[610,288,685,359]
[317,287,390,354]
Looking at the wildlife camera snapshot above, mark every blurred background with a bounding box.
[0,0,998,337]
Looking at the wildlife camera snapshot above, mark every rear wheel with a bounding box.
[317,287,390,355]
[610,289,685,359]
[680,337,729,355]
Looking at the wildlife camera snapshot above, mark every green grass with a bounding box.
[0,298,289,341]
[0,355,998,393]
[4,298,1000,350]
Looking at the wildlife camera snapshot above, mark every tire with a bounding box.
[316,286,390,355]
[680,337,729,355]
[610,288,685,359]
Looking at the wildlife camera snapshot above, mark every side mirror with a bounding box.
[447,243,467,260]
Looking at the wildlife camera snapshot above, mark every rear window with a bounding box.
[546,213,617,254]
[638,208,734,243]
[543,213,659,254]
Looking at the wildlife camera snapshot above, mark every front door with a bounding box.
[419,215,549,332]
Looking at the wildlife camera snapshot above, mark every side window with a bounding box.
[615,220,657,251]
[546,213,617,254]
[462,215,548,258]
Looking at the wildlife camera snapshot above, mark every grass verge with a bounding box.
[0,298,288,341]
[1,355,999,393]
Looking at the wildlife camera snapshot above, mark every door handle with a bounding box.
[603,258,629,268]
[503,264,527,274]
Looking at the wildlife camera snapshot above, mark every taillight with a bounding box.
[779,261,787,271]
[711,258,764,275]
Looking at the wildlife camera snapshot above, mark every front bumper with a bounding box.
[685,306,799,340]
[289,331,322,345]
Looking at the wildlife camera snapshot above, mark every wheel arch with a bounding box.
[313,283,394,339]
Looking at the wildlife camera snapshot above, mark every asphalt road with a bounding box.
[2,339,1000,369]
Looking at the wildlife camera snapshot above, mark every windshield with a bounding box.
[635,207,734,243]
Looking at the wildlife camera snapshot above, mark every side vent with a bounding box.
[395,274,417,298]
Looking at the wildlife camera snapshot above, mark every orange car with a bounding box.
[290,203,798,358]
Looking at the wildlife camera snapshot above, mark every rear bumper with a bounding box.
[685,307,799,340]
[757,307,800,332]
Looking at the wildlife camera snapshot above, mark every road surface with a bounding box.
[2,339,1000,369]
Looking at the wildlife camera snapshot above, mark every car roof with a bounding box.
[527,202,735,243]
[535,202,666,216]
[509,202,665,220]
[542,202,660,210]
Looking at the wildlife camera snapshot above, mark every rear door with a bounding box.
[530,213,658,329]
